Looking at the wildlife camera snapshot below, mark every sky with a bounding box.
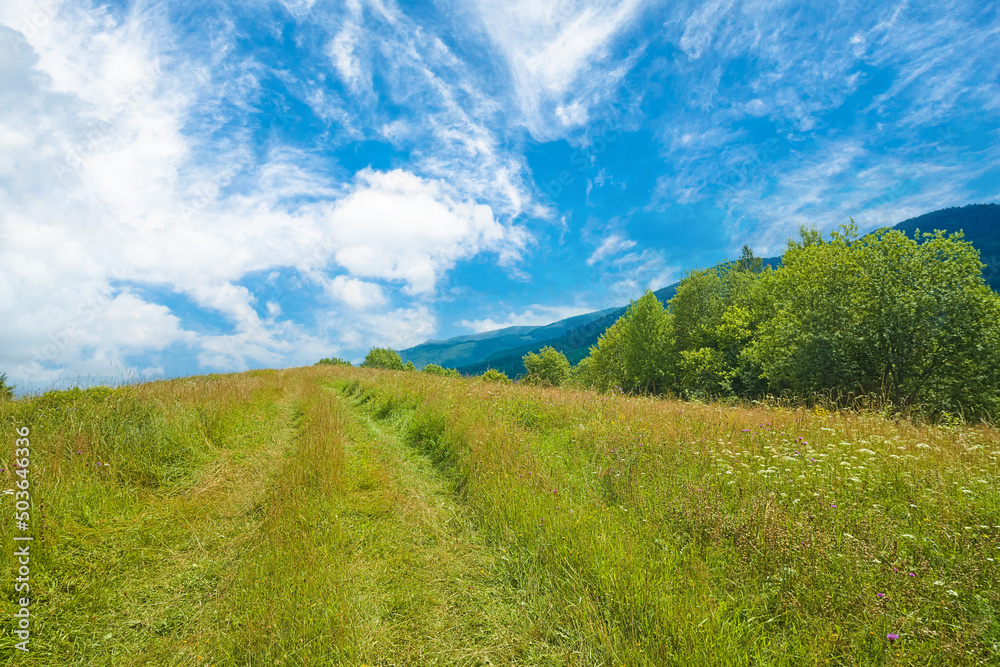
[1,0,998,392]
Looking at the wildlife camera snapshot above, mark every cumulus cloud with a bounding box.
[325,275,387,310]
[0,0,532,389]
[321,168,513,295]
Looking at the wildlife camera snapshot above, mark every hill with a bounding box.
[398,308,620,369]
[402,203,999,377]
[7,366,992,663]
[891,203,1000,292]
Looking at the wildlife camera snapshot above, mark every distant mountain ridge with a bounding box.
[398,308,622,370]
[400,203,999,377]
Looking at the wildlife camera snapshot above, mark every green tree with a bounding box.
[481,368,512,384]
[523,346,571,387]
[669,250,771,398]
[567,356,596,389]
[0,373,13,401]
[588,290,674,394]
[749,223,1000,419]
[315,357,352,367]
[423,363,460,378]
[362,347,405,371]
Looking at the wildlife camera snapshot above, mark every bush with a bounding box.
[423,363,460,378]
[361,347,405,371]
[315,357,352,367]
[0,373,13,401]
[481,368,512,384]
[523,347,570,387]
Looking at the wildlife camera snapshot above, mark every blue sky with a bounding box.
[1,0,998,391]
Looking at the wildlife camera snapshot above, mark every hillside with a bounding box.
[6,367,997,663]
[402,203,999,378]
[397,308,619,369]
[892,203,1000,292]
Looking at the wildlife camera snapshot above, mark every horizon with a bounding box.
[2,1,998,391]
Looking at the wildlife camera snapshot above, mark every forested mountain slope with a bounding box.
[401,203,999,377]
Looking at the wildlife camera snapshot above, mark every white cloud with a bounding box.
[325,275,387,309]
[322,168,514,295]
[327,0,365,92]
[587,233,636,265]
[472,0,647,139]
[459,304,595,334]
[0,1,530,388]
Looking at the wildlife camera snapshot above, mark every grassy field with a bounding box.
[1,366,998,665]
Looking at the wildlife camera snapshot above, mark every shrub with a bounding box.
[315,357,352,367]
[481,368,512,384]
[523,346,570,387]
[361,347,405,371]
[0,373,13,401]
[423,363,460,378]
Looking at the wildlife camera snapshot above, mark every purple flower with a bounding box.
[831,503,837,508]
[877,592,885,598]
[887,633,899,642]
[908,572,915,577]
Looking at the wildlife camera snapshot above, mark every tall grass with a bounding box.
[2,367,997,665]
[343,371,1000,665]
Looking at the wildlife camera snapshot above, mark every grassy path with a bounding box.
[315,384,560,665]
[2,370,563,665]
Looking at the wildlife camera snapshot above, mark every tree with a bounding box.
[567,356,596,389]
[362,347,405,371]
[668,250,771,398]
[749,223,1000,419]
[315,357,352,367]
[0,373,13,401]
[588,290,674,394]
[481,368,512,384]
[423,363,460,378]
[523,346,571,386]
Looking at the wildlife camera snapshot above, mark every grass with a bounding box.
[2,366,998,665]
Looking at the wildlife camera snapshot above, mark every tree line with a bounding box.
[577,224,1000,421]
[324,223,1000,422]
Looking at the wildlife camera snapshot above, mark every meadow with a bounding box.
[1,366,998,665]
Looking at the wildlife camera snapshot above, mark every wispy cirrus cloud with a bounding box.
[472,0,649,140]
[459,304,595,334]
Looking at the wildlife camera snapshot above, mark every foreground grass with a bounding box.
[2,367,998,665]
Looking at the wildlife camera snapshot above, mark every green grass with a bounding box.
[2,367,998,665]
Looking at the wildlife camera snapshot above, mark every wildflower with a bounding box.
[909,572,915,577]
[887,634,899,642]
[877,592,885,598]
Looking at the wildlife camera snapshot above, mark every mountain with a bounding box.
[398,308,621,370]
[890,203,1000,292]
[401,203,999,377]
